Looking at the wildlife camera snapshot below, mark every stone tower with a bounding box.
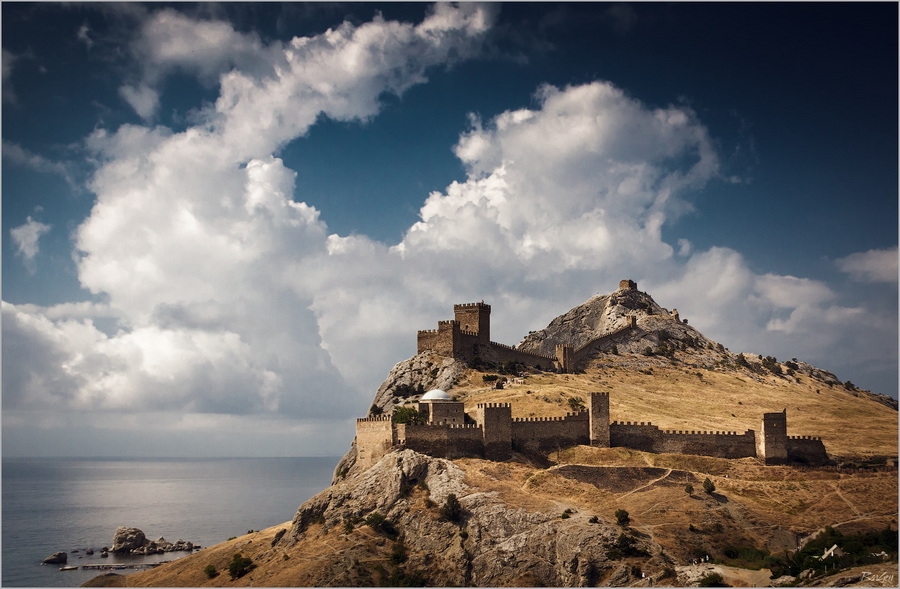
[454,302,491,344]
[477,402,512,460]
[555,344,574,373]
[588,392,610,447]
[619,279,637,291]
[757,410,788,465]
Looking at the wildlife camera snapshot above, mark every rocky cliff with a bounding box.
[288,449,669,586]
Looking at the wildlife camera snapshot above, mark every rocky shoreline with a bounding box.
[42,526,200,566]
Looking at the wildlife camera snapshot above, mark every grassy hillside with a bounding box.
[449,351,897,461]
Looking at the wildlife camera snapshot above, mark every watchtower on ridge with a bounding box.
[454,302,490,344]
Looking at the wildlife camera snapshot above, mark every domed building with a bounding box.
[417,389,464,425]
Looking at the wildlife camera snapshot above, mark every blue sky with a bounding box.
[3,3,897,457]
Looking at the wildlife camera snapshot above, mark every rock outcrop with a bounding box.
[42,551,68,565]
[286,449,669,586]
[111,527,146,554]
[110,527,196,555]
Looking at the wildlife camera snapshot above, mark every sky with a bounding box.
[2,2,897,458]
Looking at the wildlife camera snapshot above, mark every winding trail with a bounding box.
[618,468,673,499]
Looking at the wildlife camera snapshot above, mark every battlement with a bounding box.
[454,302,491,311]
[477,402,512,409]
[514,414,584,422]
[490,340,556,360]
[357,415,393,423]
[789,435,821,441]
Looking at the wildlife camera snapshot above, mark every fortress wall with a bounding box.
[610,422,757,459]
[488,341,557,370]
[397,423,483,459]
[572,324,635,364]
[659,429,757,459]
[609,422,663,452]
[355,417,395,470]
[511,413,589,453]
[787,436,829,465]
[416,320,460,356]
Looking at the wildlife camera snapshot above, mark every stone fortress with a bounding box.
[415,280,642,374]
[355,280,829,469]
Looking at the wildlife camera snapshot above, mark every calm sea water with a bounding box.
[2,457,338,587]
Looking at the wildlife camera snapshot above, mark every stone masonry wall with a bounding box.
[355,416,395,470]
[489,341,557,370]
[786,436,828,464]
[397,423,484,459]
[511,413,589,453]
[610,422,758,460]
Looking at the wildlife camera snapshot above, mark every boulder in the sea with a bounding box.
[42,552,68,565]
[111,527,146,554]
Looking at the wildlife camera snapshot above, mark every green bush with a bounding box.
[392,406,427,424]
[203,564,218,579]
[685,484,694,495]
[615,509,630,526]
[366,512,398,537]
[228,553,255,580]
[703,477,716,494]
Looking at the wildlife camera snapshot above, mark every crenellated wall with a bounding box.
[397,423,483,459]
[355,415,396,470]
[786,436,828,465]
[610,421,758,459]
[511,412,589,453]
[489,340,557,369]
[571,320,637,365]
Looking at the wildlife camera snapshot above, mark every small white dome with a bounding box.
[420,389,452,401]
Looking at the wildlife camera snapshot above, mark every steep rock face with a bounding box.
[517,286,718,360]
[332,353,468,483]
[368,352,468,417]
[287,449,669,587]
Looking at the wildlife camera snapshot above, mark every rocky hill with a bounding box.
[94,285,898,587]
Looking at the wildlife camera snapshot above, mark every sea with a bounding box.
[1,456,338,587]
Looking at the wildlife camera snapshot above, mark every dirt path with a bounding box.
[618,468,673,499]
[677,562,773,587]
[829,482,862,516]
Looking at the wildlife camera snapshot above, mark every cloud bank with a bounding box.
[3,6,895,455]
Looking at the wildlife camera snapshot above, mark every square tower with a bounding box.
[757,410,788,465]
[476,402,511,460]
[588,392,610,447]
[454,302,491,343]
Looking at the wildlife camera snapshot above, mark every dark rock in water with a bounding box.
[100,551,109,558]
[86,548,94,555]
[111,527,146,554]
[42,552,67,565]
